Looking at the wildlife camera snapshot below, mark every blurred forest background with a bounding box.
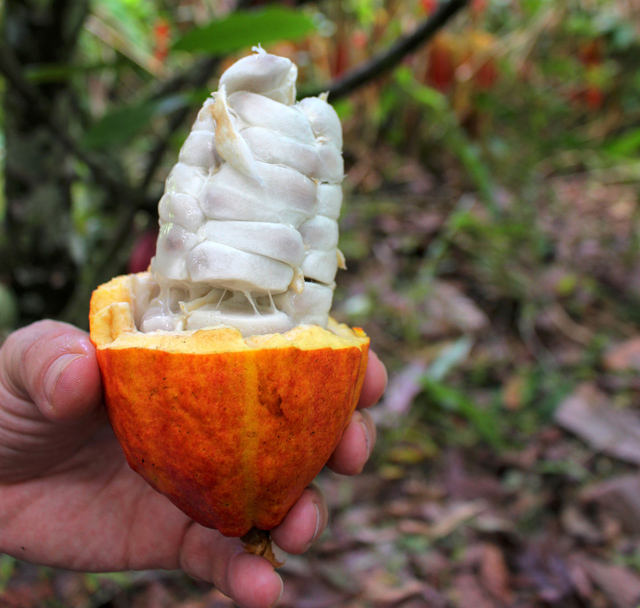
[3,0,640,606]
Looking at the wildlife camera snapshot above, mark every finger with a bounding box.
[326,409,376,476]
[270,485,328,554]
[179,525,283,608]
[0,320,103,423]
[358,350,387,409]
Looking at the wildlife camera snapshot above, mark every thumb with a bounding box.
[1,320,103,423]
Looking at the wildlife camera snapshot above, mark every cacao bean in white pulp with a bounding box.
[140,48,345,336]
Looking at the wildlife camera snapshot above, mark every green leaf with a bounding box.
[426,337,474,383]
[82,94,189,149]
[416,338,503,448]
[395,66,447,112]
[0,555,15,592]
[420,377,505,450]
[173,7,316,54]
[605,128,640,158]
[83,101,159,149]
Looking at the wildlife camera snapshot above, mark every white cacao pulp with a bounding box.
[140,48,346,336]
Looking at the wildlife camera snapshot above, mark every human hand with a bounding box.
[0,320,386,608]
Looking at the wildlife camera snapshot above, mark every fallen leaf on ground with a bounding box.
[374,360,427,428]
[567,559,594,601]
[554,383,640,465]
[363,577,439,605]
[428,500,488,540]
[573,556,640,608]
[603,337,640,372]
[452,573,497,608]
[560,504,603,543]
[479,543,513,605]
[397,519,431,536]
[582,473,640,534]
[421,281,489,338]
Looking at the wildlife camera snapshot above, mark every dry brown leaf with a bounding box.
[479,543,513,605]
[428,500,488,540]
[575,557,640,608]
[374,360,427,428]
[603,337,640,372]
[452,573,498,608]
[554,383,640,465]
[421,280,489,338]
[393,500,487,540]
[397,519,432,536]
[471,513,517,535]
[560,504,604,543]
[567,559,594,601]
[363,577,433,604]
[582,474,640,534]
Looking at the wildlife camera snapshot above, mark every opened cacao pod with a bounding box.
[89,49,369,538]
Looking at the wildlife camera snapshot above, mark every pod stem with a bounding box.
[240,527,285,568]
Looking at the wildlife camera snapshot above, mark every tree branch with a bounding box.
[304,0,469,101]
[148,55,219,102]
[139,56,221,192]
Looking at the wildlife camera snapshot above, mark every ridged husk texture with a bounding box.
[89,273,369,537]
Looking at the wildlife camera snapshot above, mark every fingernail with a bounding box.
[44,354,85,402]
[312,502,321,543]
[304,503,322,552]
[359,419,371,459]
[274,572,284,605]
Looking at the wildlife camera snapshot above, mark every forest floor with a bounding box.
[4,150,640,608]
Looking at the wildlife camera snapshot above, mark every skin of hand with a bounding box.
[0,320,386,608]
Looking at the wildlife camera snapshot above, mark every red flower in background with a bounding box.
[153,19,171,64]
[421,0,438,14]
[471,0,487,15]
[426,34,457,92]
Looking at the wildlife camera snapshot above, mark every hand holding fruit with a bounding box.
[0,48,387,608]
[0,320,385,608]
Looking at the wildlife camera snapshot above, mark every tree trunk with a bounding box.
[2,0,88,324]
